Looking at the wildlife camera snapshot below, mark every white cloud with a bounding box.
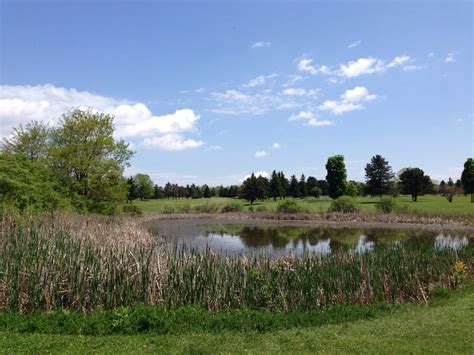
[205,145,223,151]
[271,142,280,149]
[243,73,279,88]
[195,87,206,93]
[319,86,377,115]
[289,110,333,126]
[297,58,332,75]
[339,57,385,77]
[402,65,425,71]
[0,84,203,150]
[143,134,203,151]
[255,150,268,158]
[252,41,271,48]
[445,52,456,63]
[386,55,411,68]
[283,75,303,87]
[282,88,306,96]
[348,40,362,48]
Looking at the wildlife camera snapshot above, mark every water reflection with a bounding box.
[150,221,472,256]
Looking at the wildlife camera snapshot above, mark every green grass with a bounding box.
[2,287,473,354]
[133,195,474,215]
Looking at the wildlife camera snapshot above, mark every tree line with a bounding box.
[1,110,473,215]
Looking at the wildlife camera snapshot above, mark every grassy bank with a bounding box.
[133,195,474,215]
[1,286,473,353]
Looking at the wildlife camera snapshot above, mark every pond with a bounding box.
[147,219,472,257]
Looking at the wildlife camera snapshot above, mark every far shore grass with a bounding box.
[133,194,474,215]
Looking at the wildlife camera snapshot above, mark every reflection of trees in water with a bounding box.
[206,224,470,252]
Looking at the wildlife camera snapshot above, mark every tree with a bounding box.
[439,177,456,203]
[49,109,133,212]
[399,168,432,202]
[461,158,474,203]
[126,176,138,202]
[269,170,282,201]
[364,154,394,196]
[1,121,50,162]
[133,173,154,200]
[153,184,164,199]
[202,184,211,198]
[288,175,300,198]
[241,173,259,204]
[326,155,347,199]
[299,174,308,198]
[317,180,329,196]
[345,181,359,197]
[307,176,318,193]
[278,171,289,198]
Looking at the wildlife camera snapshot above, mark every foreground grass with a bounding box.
[134,195,474,215]
[2,287,473,354]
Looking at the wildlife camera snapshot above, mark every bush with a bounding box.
[277,200,302,214]
[177,204,192,213]
[122,204,143,217]
[328,196,359,213]
[255,205,269,212]
[376,196,398,214]
[309,186,322,198]
[395,204,412,214]
[193,203,219,213]
[220,202,243,213]
[162,205,175,214]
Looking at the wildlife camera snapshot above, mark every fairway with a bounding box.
[2,288,473,354]
[133,195,474,215]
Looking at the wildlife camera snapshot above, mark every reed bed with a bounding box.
[0,214,471,314]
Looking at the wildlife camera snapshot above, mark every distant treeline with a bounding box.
[1,110,473,215]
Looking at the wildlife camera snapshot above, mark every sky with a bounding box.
[0,0,472,186]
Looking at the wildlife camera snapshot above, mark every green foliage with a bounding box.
[122,204,144,217]
[345,181,359,197]
[328,196,360,213]
[461,158,474,202]
[288,175,300,198]
[276,200,302,213]
[309,186,322,198]
[399,168,433,202]
[220,201,243,213]
[193,202,220,213]
[241,173,266,204]
[365,155,395,196]
[162,205,175,214]
[133,173,154,200]
[0,153,68,212]
[376,196,398,214]
[326,155,347,199]
[1,120,50,162]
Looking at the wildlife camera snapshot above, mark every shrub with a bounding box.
[395,204,412,214]
[193,203,219,213]
[220,202,243,213]
[162,205,175,214]
[328,196,359,213]
[177,204,192,213]
[122,204,143,217]
[277,200,302,214]
[376,196,398,214]
[255,205,269,212]
[309,186,322,198]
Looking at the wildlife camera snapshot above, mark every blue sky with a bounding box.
[1,1,472,185]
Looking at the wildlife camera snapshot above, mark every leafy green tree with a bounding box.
[299,174,308,198]
[49,109,133,212]
[269,170,282,201]
[326,155,347,199]
[241,173,259,204]
[317,180,329,196]
[345,181,359,197]
[1,121,50,162]
[288,175,300,198]
[0,153,67,212]
[307,176,318,193]
[399,168,432,202]
[309,186,322,198]
[461,158,474,203]
[364,154,394,196]
[153,184,164,199]
[133,173,154,200]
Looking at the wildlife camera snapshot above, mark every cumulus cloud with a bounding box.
[0,84,203,151]
[255,150,268,158]
[339,57,385,77]
[297,58,331,75]
[348,40,362,48]
[271,142,280,149]
[289,110,332,126]
[281,88,318,97]
[319,86,377,115]
[252,41,271,48]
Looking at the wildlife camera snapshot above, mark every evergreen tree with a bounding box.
[399,168,432,202]
[241,173,259,204]
[364,154,395,196]
[288,175,300,198]
[278,171,289,198]
[202,184,211,198]
[126,176,138,202]
[269,170,282,201]
[299,174,308,198]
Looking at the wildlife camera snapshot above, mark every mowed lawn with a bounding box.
[2,288,473,354]
[133,195,474,215]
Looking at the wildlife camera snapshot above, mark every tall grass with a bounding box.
[0,214,471,314]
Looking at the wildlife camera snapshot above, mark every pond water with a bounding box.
[147,219,472,257]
